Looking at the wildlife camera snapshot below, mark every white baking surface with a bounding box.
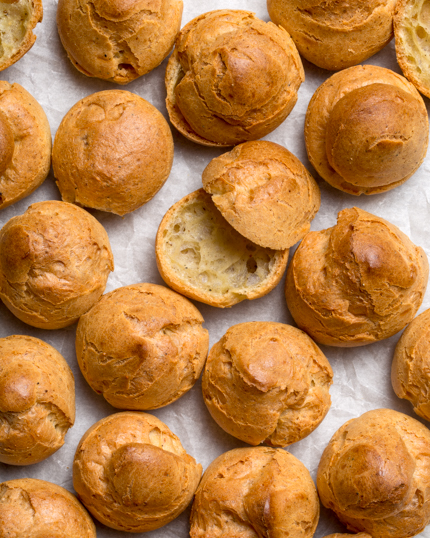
[1,1,430,537]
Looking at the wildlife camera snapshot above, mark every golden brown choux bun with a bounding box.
[0,478,96,537]
[0,0,43,71]
[305,65,428,195]
[202,141,320,250]
[392,308,430,422]
[394,0,430,99]
[202,322,333,447]
[0,82,51,210]
[285,207,428,347]
[155,189,289,308]
[190,447,319,538]
[267,0,397,71]
[0,200,114,329]
[317,409,430,538]
[165,10,304,147]
[57,0,183,84]
[73,412,202,532]
[0,335,74,465]
[52,90,173,216]
[76,283,209,410]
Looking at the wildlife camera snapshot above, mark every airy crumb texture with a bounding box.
[305,65,428,195]
[286,207,429,347]
[395,0,430,98]
[57,0,183,84]
[190,447,319,538]
[73,412,202,532]
[0,335,75,466]
[268,0,397,70]
[53,90,173,215]
[165,9,304,146]
[0,201,114,329]
[76,283,209,410]
[392,308,430,422]
[0,0,42,71]
[0,479,96,537]
[202,141,320,249]
[0,82,51,210]
[202,322,333,447]
[317,409,430,538]
[156,189,289,308]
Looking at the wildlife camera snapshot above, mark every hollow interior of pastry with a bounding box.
[0,0,32,62]
[161,195,280,296]
[400,1,430,84]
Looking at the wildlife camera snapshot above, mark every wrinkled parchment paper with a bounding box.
[1,1,430,536]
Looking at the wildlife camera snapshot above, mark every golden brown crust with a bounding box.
[202,141,321,249]
[0,0,43,71]
[305,65,428,195]
[190,447,319,538]
[0,200,114,329]
[0,335,74,466]
[317,409,430,538]
[0,82,51,210]
[323,535,372,538]
[0,478,96,537]
[285,207,429,347]
[76,282,209,410]
[394,0,430,99]
[392,308,430,422]
[155,189,289,308]
[202,322,333,447]
[73,412,202,532]
[52,90,173,216]
[57,0,183,84]
[165,9,304,146]
[267,0,397,71]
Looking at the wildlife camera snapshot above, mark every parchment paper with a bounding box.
[1,1,430,536]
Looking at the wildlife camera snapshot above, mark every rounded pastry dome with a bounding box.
[0,200,114,329]
[57,0,183,84]
[202,141,320,250]
[202,321,333,446]
[73,412,202,532]
[165,9,304,146]
[53,90,174,216]
[285,207,428,346]
[305,65,428,195]
[76,283,209,410]
[317,409,430,538]
[190,447,319,538]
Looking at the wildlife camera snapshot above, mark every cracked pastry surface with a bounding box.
[0,82,51,210]
[155,189,289,308]
[394,0,430,98]
[165,9,304,146]
[202,322,333,447]
[0,478,96,537]
[52,90,174,215]
[0,0,42,71]
[392,308,430,422]
[76,282,209,410]
[317,409,430,538]
[285,207,428,347]
[202,141,320,250]
[0,200,114,329]
[73,412,202,532]
[267,0,397,71]
[190,447,319,538]
[0,335,75,466]
[56,0,183,84]
[305,65,428,195]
